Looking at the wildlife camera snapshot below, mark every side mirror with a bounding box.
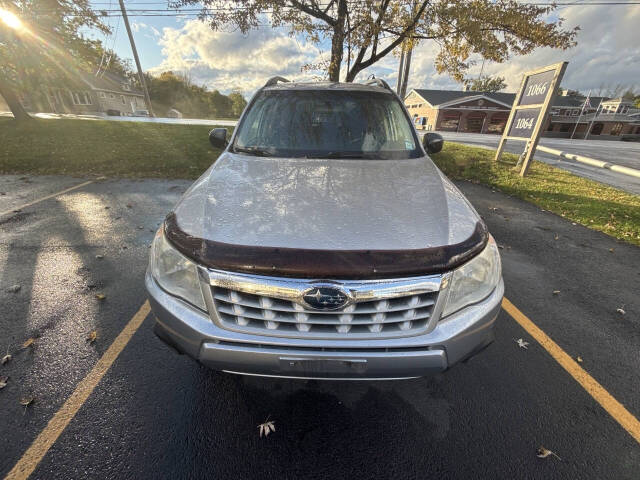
[422,132,444,154]
[209,128,228,149]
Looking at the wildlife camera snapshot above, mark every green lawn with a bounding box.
[0,117,227,179]
[432,143,640,246]
[1,117,638,246]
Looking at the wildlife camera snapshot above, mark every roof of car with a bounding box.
[263,81,393,94]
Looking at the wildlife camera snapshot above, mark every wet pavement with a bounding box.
[0,174,638,479]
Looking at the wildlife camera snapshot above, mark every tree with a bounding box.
[173,0,578,83]
[229,90,248,117]
[0,0,107,120]
[464,75,506,93]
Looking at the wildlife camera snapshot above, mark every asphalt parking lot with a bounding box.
[1,174,639,479]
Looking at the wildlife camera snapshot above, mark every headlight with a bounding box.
[150,229,207,311]
[441,235,501,317]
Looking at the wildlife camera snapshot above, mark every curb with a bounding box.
[536,145,640,179]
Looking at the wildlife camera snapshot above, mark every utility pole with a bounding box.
[118,0,154,117]
[399,43,413,98]
[396,44,406,95]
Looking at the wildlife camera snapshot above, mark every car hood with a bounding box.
[166,152,487,278]
[173,152,481,250]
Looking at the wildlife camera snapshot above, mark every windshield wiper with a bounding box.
[232,146,274,157]
[318,152,367,159]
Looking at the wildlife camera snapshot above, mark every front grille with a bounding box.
[210,285,439,338]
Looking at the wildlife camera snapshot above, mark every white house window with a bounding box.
[571,109,579,116]
[550,108,560,116]
[109,93,115,99]
[121,95,126,105]
[70,91,92,105]
[98,92,106,99]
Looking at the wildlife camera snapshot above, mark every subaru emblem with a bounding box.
[301,286,350,311]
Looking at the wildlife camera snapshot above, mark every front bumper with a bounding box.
[146,270,504,380]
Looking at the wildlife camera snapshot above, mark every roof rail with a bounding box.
[264,76,290,87]
[362,77,392,91]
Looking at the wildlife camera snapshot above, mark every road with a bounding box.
[1,174,638,479]
[436,131,640,195]
[0,111,239,127]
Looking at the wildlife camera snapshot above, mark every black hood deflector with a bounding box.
[164,212,488,279]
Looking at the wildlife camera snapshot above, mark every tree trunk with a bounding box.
[328,0,348,82]
[345,64,362,82]
[0,80,32,121]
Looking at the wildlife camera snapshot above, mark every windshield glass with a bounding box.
[232,90,421,159]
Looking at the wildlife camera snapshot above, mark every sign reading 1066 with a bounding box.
[518,69,556,106]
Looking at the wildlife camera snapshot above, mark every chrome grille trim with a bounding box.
[198,268,449,340]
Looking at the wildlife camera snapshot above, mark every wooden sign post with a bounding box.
[494,62,567,176]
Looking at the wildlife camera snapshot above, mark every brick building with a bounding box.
[405,88,640,139]
[404,89,516,134]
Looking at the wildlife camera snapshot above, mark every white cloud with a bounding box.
[148,4,640,96]
[149,20,324,94]
[405,4,640,94]
[131,21,146,33]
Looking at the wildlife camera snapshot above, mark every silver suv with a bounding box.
[145,77,503,380]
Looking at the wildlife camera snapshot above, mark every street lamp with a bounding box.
[0,8,23,30]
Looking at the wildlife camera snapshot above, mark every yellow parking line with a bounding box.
[6,296,640,480]
[502,297,640,445]
[4,301,151,480]
[0,180,94,218]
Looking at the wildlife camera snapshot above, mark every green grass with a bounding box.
[0,117,228,179]
[432,142,640,246]
[1,117,638,246]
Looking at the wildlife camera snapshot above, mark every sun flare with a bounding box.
[0,8,23,30]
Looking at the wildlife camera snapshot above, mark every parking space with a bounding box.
[1,175,638,479]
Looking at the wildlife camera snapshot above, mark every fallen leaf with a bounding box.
[515,338,529,349]
[497,244,505,249]
[6,284,21,293]
[553,290,560,295]
[87,331,97,344]
[554,235,559,240]
[20,396,34,414]
[95,254,104,260]
[1,354,11,365]
[537,446,561,460]
[22,338,36,348]
[616,308,625,315]
[576,356,583,363]
[126,203,132,208]
[0,376,8,389]
[258,418,276,438]
[609,248,614,253]
[95,293,106,301]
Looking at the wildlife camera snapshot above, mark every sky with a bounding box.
[87,1,640,98]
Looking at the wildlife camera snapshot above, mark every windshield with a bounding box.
[232,90,421,159]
